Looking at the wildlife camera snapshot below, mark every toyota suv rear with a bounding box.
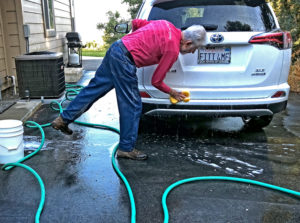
[136,0,292,129]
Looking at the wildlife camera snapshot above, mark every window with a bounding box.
[148,0,276,32]
[42,0,56,37]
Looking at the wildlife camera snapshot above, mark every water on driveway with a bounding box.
[1,71,299,222]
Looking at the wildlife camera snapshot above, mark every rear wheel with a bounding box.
[242,115,273,129]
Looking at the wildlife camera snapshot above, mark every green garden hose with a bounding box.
[162,176,300,223]
[2,84,300,223]
[2,162,45,223]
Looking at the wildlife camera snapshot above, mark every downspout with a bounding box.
[0,78,2,100]
[6,76,17,95]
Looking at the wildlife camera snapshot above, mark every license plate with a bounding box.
[198,47,231,64]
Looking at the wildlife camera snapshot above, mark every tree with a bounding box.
[97,0,143,48]
[122,0,143,19]
[97,11,128,49]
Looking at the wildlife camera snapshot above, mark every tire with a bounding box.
[242,115,273,129]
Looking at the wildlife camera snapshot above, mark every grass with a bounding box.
[82,49,106,57]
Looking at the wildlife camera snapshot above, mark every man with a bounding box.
[52,19,206,160]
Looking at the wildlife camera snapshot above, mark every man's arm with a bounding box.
[151,51,177,93]
[151,52,186,101]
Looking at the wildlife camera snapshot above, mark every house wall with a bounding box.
[0,0,25,91]
[0,0,72,93]
[0,8,8,91]
[22,0,72,59]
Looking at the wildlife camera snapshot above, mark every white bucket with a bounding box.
[0,119,24,164]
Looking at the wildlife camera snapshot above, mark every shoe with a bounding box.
[117,148,148,160]
[51,116,73,135]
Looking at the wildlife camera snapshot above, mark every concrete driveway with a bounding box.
[0,69,300,223]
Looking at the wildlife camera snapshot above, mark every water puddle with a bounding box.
[173,145,264,177]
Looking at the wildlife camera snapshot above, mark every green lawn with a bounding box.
[82,49,106,57]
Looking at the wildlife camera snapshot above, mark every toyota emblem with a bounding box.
[210,34,224,43]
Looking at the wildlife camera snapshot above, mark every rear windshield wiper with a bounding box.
[181,24,218,31]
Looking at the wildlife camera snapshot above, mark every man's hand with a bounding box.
[169,89,186,102]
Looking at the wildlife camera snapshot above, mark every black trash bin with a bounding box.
[15,51,65,98]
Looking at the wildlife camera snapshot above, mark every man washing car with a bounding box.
[52,19,206,160]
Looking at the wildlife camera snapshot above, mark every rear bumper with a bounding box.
[142,100,287,117]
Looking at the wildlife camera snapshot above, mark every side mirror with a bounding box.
[114,23,129,33]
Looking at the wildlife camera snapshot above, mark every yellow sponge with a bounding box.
[170,97,178,104]
[170,91,190,104]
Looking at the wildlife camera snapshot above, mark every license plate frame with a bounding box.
[198,46,231,64]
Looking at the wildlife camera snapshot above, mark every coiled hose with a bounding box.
[2,84,300,223]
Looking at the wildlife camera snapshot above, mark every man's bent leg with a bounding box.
[52,55,114,134]
[61,70,113,123]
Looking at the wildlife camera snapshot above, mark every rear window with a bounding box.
[148,0,276,32]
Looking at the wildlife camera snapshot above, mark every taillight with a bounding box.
[140,91,151,98]
[271,91,286,98]
[249,32,292,49]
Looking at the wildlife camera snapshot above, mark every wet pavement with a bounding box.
[1,71,300,223]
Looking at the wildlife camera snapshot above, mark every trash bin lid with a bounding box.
[15,51,63,60]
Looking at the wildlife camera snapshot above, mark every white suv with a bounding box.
[135,0,292,129]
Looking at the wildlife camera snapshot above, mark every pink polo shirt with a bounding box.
[121,19,182,94]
